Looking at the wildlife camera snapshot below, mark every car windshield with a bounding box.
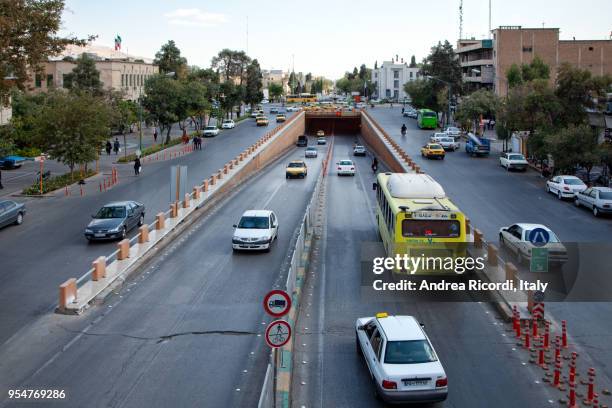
[384,340,438,364]
[509,154,525,160]
[205,126,216,130]
[524,229,560,243]
[599,192,612,199]
[441,138,453,142]
[339,160,353,165]
[306,148,316,151]
[447,127,459,132]
[223,120,232,123]
[95,206,126,219]
[429,144,443,150]
[238,216,269,229]
[563,178,584,185]
[288,162,304,168]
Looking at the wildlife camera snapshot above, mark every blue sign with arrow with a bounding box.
[528,228,550,247]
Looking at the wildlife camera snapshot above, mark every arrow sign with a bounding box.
[528,228,550,247]
[265,320,291,348]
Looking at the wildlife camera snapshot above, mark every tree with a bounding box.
[0,0,92,100]
[268,82,283,102]
[288,72,297,94]
[211,49,251,84]
[69,54,103,95]
[506,64,523,89]
[545,124,600,177]
[420,40,462,93]
[374,61,378,70]
[142,75,182,143]
[409,55,417,68]
[358,64,367,81]
[6,91,47,149]
[244,59,263,108]
[404,80,438,111]
[219,81,244,120]
[177,81,207,130]
[521,56,549,82]
[34,91,111,176]
[455,89,499,134]
[335,77,351,95]
[555,63,598,126]
[154,40,188,79]
[305,73,312,83]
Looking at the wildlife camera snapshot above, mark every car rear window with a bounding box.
[563,178,583,185]
[238,216,269,229]
[429,144,443,150]
[339,160,353,165]
[288,162,304,168]
[384,340,438,364]
[509,154,525,160]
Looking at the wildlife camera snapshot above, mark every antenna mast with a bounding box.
[459,0,463,39]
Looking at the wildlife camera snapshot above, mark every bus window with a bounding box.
[402,219,460,238]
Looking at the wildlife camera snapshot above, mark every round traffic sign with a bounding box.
[533,290,545,302]
[263,290,291,317]
[265,320,291,348]
[528,228,550,247]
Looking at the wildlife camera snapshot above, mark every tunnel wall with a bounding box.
[360,111,407,173]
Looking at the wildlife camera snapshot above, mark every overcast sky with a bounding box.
[60,0,612,80]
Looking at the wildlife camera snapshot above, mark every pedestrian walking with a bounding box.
[134,157,141,176]
[197,136,203,150]
[105,141,112,156]
[153,128,158,143]
[113,138,120,155]
[401,107,405,114]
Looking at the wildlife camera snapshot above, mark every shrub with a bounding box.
[22,169,97,195]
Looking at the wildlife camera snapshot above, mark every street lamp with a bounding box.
[426,75,452,128]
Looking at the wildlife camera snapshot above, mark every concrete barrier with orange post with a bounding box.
[473,228,483,248]
[156,212,165,230]
[183,193,190,208]
[193,186,201,199]
[170,202,178,218]
[58,278,77,311]
[487,244,498,266]
[117,239,130,260]
[224,165,229,174]
[92,256,106,281]
[203,179,209,192]
[139,225,149,243]
[218,169,224,179]
[505,261,517,283]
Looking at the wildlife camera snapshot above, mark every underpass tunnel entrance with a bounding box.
[305,113,361,136]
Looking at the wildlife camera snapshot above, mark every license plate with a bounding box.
[404,380,428,386]
[94,233,105,238]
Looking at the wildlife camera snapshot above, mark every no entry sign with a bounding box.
[265,320,291,348]
[263,290,291,317]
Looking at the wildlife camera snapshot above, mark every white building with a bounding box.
[371,58,420,101]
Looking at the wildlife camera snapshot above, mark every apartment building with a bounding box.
[371,58,420,101]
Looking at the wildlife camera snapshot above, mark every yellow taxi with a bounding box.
[286,160,308,179]
[256,115,269,126]
[316,130,325,137]
[420,143,445,160]
[276,114,286,122]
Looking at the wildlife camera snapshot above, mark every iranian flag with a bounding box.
[114,35,122,51]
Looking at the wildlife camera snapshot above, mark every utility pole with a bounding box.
[459,0,463,39]
[246,16,249,55]
[488,0,492,38]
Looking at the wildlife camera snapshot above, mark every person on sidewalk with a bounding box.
[134,157,141,176]
[113,138,120,155]
[153,129,158,143]
[105,141,112,156]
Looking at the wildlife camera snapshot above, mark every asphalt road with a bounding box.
[0,108,294,347]
[291,135,556,407]
[0,137,326,408]
[366,106,612,401]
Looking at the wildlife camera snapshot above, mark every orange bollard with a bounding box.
[524,331,530,349]
[553,352,562,388]
[203,180,209,192]
[117,239,130,260]
[156,212,165,230]
[58,278,77,310]
[183,193,190,208]
[92,256,106,281]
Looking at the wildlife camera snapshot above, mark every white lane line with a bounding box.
[261,181,284,209]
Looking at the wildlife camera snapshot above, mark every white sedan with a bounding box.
[546,175,587,199]
[356,313,448,404]
[337,159,355,176]
[203,126,220,137]
[499,223,567,265]
[232,210,278,252]
[574,187,612,217]
[221,120,235,129]
[499,152,528,171]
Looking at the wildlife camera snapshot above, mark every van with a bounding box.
[297,135,308,147]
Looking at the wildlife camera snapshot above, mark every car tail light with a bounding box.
[382,380,397,390]
[436,377,448,387]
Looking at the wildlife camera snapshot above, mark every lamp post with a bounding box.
[426,75,452,128]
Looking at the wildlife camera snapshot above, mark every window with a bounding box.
[401,220,461,238]
[384,340,438,364]
[129,74,133,86]
[46,74,53,87]
[522,46,533,52]
[62,74,72,89]
[394,80,399,89]
[393,70,399,79]
[410,72,413,79]
[35,74,42,88]
[588,46,594,51]
[370,329,383,361]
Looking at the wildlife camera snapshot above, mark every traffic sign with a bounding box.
[530,248,549,272]
[528,228,550,247]
[263,290,291,318]
[533,290,545,302]
[265,320,291,348]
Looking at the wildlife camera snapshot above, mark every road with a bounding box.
[0,108,294,347]
[365,106,612,401]
[0,136,326,408]
[290,135,559,407]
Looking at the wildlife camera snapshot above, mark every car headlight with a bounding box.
[109,226,121,233]
[85,228,93,234]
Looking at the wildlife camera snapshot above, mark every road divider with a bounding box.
[57,111,306,314]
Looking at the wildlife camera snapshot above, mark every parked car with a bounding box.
[421,143,445,160]
[221,119,235,129]
[356,313,448,404]
[203,126,220,137]
[499,152,528,171]
[286,160,308,178]
[546,175,587,199]
[297,135,308,147]
[250,111,259,118]
[498,223,567,264]
[84,201,145,241]
[260,99,269,104]
[337,159,355,176]
[430,134,459,151]
[353,145,367,156]
[0,200,26,229]
[0,155,26,169]
[317,137,326,145]
[305,147,318,158]
[574,187,612,217]
[232,210,278,252]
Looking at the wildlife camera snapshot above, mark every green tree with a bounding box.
[0,0,92,100]
[288,72,297,94]
[358,64,367,81]
[244,59,263,108]
[34,91,111,176]
[154,40,188,79]
[404,80,438,111]
[211,49,251,84]
[554,63,605,126]
[455,89,499,134]
[268,82,283,102]
[506,64,523,89]
[521,56,550,82]
[409,55,417,68]
[142,74,182,143]
[420,40,462,93]
[69,54,103,95]
[545,124,599,177]
[6,91,47,149]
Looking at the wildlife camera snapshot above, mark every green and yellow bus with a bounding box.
[417,109,438,129]
[373,173,472,275]
[286,93,317,104]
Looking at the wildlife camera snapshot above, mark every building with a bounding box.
[25,44,158,100]
[0,97,11,126]
[371,57,421,101]
[458,26,612,96]
[262,69,289,94]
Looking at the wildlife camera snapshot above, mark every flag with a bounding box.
[114,35,122,51]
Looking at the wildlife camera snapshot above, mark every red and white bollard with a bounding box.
[569,377,578,408]
[562,320,568,348]
[532,319,539,339]
[593,392,599,408]
[555,335,561,364]
[513,305,519,333]
[569,352,577,385]
[586,367,596,405]
[524,331,530,349]
[538,337,546,368]
[543,320,550,350]
[553,352,562,388]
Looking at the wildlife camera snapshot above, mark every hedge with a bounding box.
[22,169,97,195]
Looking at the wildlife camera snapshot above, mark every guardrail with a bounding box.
[58,111,305,314]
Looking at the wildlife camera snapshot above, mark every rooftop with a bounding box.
[378,315,425,341]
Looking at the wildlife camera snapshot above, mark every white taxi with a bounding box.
[356,313,448,404]
[232,210,278,252]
